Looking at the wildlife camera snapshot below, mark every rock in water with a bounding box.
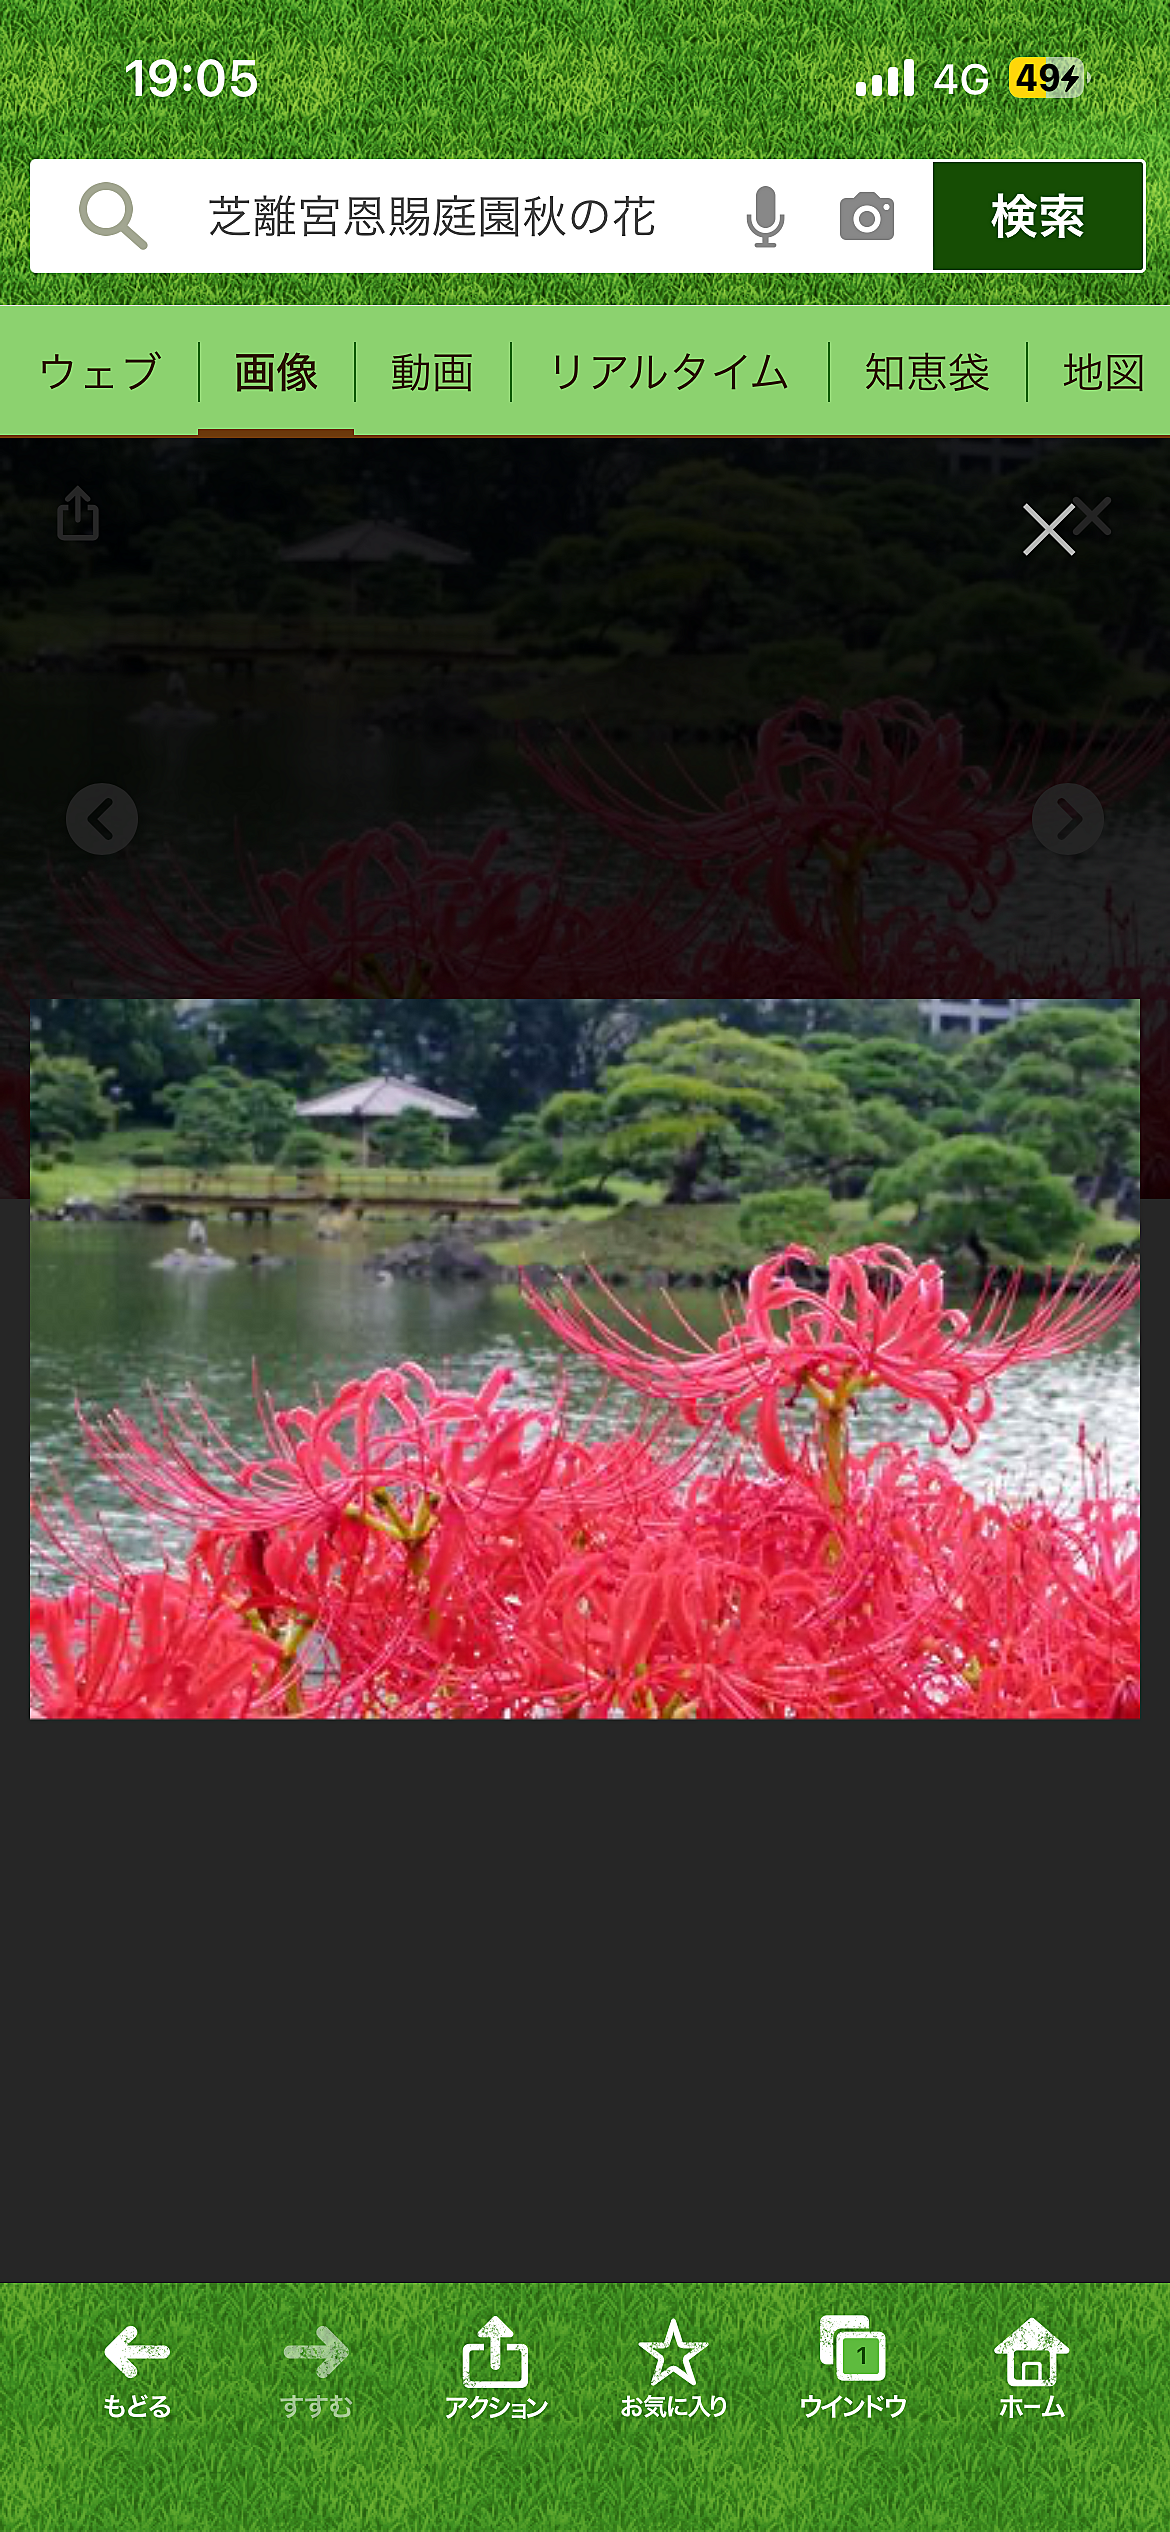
[367,1233,503,1283]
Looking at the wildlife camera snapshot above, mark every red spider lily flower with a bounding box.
[30,1572,287,1719]
[523,700,1169,923]
[514,1459,944,1720]
[524,1244,1140,1460]
[44,1366,568,1645]
[928,1486,1140,1720]
[733,902,1011,999]
[31,1249,1138,1720]
[34,1434,1136,1720]
[45,819,733,999]
[49,825,565,998]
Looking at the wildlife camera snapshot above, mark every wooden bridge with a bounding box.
[131,1167,522,1219]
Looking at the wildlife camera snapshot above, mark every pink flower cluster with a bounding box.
[37,699,1167,1001]
[30,1248,1139,1721]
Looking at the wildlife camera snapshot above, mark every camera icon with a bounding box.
[820,2314,887,2382]
[840,190,895,240]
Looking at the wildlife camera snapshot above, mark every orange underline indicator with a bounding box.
[196,428,356,437]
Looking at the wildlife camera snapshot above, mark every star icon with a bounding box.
[639,2319,708,2387]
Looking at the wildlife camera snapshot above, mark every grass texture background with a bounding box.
[2,2283,1167,2532]
[3,0,1165,303]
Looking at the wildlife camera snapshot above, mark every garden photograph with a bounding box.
[29,993,1140,1718]
[3,439,1167,1004]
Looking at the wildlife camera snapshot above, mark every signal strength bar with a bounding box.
[855,58,915,96]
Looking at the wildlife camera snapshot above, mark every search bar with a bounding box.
[32,158,935,272]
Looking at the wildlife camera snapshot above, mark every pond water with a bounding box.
[30,1221,1141,1574]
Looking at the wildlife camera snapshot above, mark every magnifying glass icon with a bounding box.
[79,181,148,249]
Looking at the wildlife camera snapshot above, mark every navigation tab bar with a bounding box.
[2,306,1157,435]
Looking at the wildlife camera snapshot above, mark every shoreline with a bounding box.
[30,1202,1139,1298]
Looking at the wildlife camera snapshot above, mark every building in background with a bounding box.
[296,1073,477,1166]
[919,999,1041,1038]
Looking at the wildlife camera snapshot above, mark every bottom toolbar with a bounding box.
[12,2283,1159,2532]
[4,304,1159,434]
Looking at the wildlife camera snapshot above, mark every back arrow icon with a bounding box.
[284,2326,348,2378]
[105,2327,170,2378]
[88,797,115,841]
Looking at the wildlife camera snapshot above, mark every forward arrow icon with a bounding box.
[284,2325,348,2379]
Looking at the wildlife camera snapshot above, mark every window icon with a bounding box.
[820,2314,887,2382]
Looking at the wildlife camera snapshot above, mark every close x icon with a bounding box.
[1023,493,1113,555]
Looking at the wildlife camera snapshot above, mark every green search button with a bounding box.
[933,159,1145,271]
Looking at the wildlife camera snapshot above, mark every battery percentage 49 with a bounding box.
[1009,57,1087,97]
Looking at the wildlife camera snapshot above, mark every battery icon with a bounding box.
[1009,56,1086,96]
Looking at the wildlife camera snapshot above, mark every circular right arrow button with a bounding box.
[1031,783,1105,855]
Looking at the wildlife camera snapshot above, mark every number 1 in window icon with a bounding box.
[820,2316,887,2382]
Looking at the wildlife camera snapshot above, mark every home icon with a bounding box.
[994,2318,1069,2388]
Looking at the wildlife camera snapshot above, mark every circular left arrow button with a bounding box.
[66,783,139,856]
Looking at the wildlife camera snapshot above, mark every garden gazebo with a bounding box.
[278,519,471,612]
[296,1074,477,1167]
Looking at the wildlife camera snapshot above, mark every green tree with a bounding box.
[315,1044,376,1090]
[986,1071,1140,1197]
[497,462,875,656]
[136,511,278,615]
[870,1135,1093,1266]
[240,1079,297,1162]
[214,1003,363,1091]
[30,999,211,1119]
[371,1112,449,1169]
[738,1187,839,1253]
[884,584,1110,718]
[984,1093,1094,1177]
[31,1054,116,1150]
[962,1008,1140,1201]
[957,1004,1138,1093]
[605,1022,857,1203]
[164,1072,252,1171]
[806,1036,970,1118]
[278,1125,335,1174]
[504,1020,858,1206]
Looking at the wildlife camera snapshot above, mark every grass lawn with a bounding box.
[31,1146,139,1206]
[487,1198,1137,1283]
[488,1198,864,1281]
[5,0,1165,304]
[31,1137,1137,1281]
[3,2280,1165,2532]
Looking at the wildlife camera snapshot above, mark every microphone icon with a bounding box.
[747,183,784,246]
